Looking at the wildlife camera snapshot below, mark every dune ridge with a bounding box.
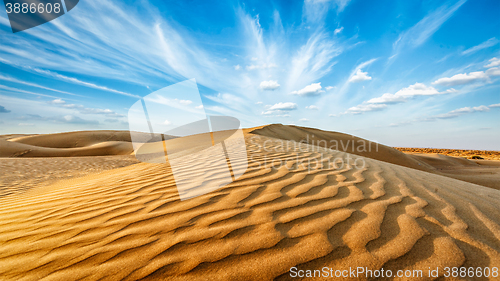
[0,131,177,158]
[0,134,499,280]
[251,124,500,190]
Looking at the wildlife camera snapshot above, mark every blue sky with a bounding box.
[0,0,499,149]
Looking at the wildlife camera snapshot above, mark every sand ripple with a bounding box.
[0,135,499,280]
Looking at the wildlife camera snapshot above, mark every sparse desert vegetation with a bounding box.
[395,147,500,160]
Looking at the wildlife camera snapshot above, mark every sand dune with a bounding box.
[413,154,500,191]
[251,124,500,190]
[0,156,140,197]
[0,132,499,280]
[0,131,178,158]
[250,124,435,173]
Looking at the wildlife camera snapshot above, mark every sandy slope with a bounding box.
[412,154,500,191]
[0,156,140,197]
[0,131,176,158]
[0,133,499,280]
[251,124,500,190]
[250,124,435,173]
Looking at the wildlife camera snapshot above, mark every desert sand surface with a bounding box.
[0,130,178,158]
[0,126,499,280]
[251,124,500,190]
[0,156,140,197]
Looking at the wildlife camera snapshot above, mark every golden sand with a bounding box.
[0,126,499,280]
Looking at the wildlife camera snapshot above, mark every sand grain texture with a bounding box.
[0,131,499,280]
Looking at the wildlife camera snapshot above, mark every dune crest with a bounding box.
[0,134,499,280]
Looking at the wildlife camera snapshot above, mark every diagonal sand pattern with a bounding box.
[0,135,499,280]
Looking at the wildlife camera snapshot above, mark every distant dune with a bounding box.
[0,131,176,158]
[250,124,435,172]
[396,147,500,161]
[0,125,499,280]
[251,124,500,190]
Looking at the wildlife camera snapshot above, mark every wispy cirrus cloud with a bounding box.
[303,0,352,24]
[390,103,500,126]
[0,74,82,97]
[48,99,125,118]
[305,105,319,110]
[461,37,499,55]
[0,84,60,99]
[392,0,466,57]
[32,68,140,98]
[0,0,356,129]
[20,114,99,125]
[431,105,490,119]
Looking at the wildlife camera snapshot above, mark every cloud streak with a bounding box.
[392,0,466,56]
[461,37,499,55]
[48,99,125,118]
[432,67,500,86]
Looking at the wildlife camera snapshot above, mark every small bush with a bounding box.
[470,155,484,160]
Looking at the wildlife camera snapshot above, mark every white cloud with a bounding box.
[178,99,192,105]
[234,64,241,70]
[485,57,500,68]
[164,119,171,125]
[325,86,335,91]
[299,118,309,122]
[486,67,500,77]
[195,105,204,109]
[461,37,499,55]
[305,105,319,110]
[260,80,281,91]
[347,104,387,114]
[434,105,490,119]
[255,101,263,105]
[338,83,445,116]
[367,83,440,104]
[334,27,344,35]
[268,102,297,111]
[348,69,372,83]
[400,102,500,125]
[49,98,66,104]
[433,71,489,86]
[262,113,290,118]
[367,93,407,104]
[290,82,324,96]
[251,57,258,61]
